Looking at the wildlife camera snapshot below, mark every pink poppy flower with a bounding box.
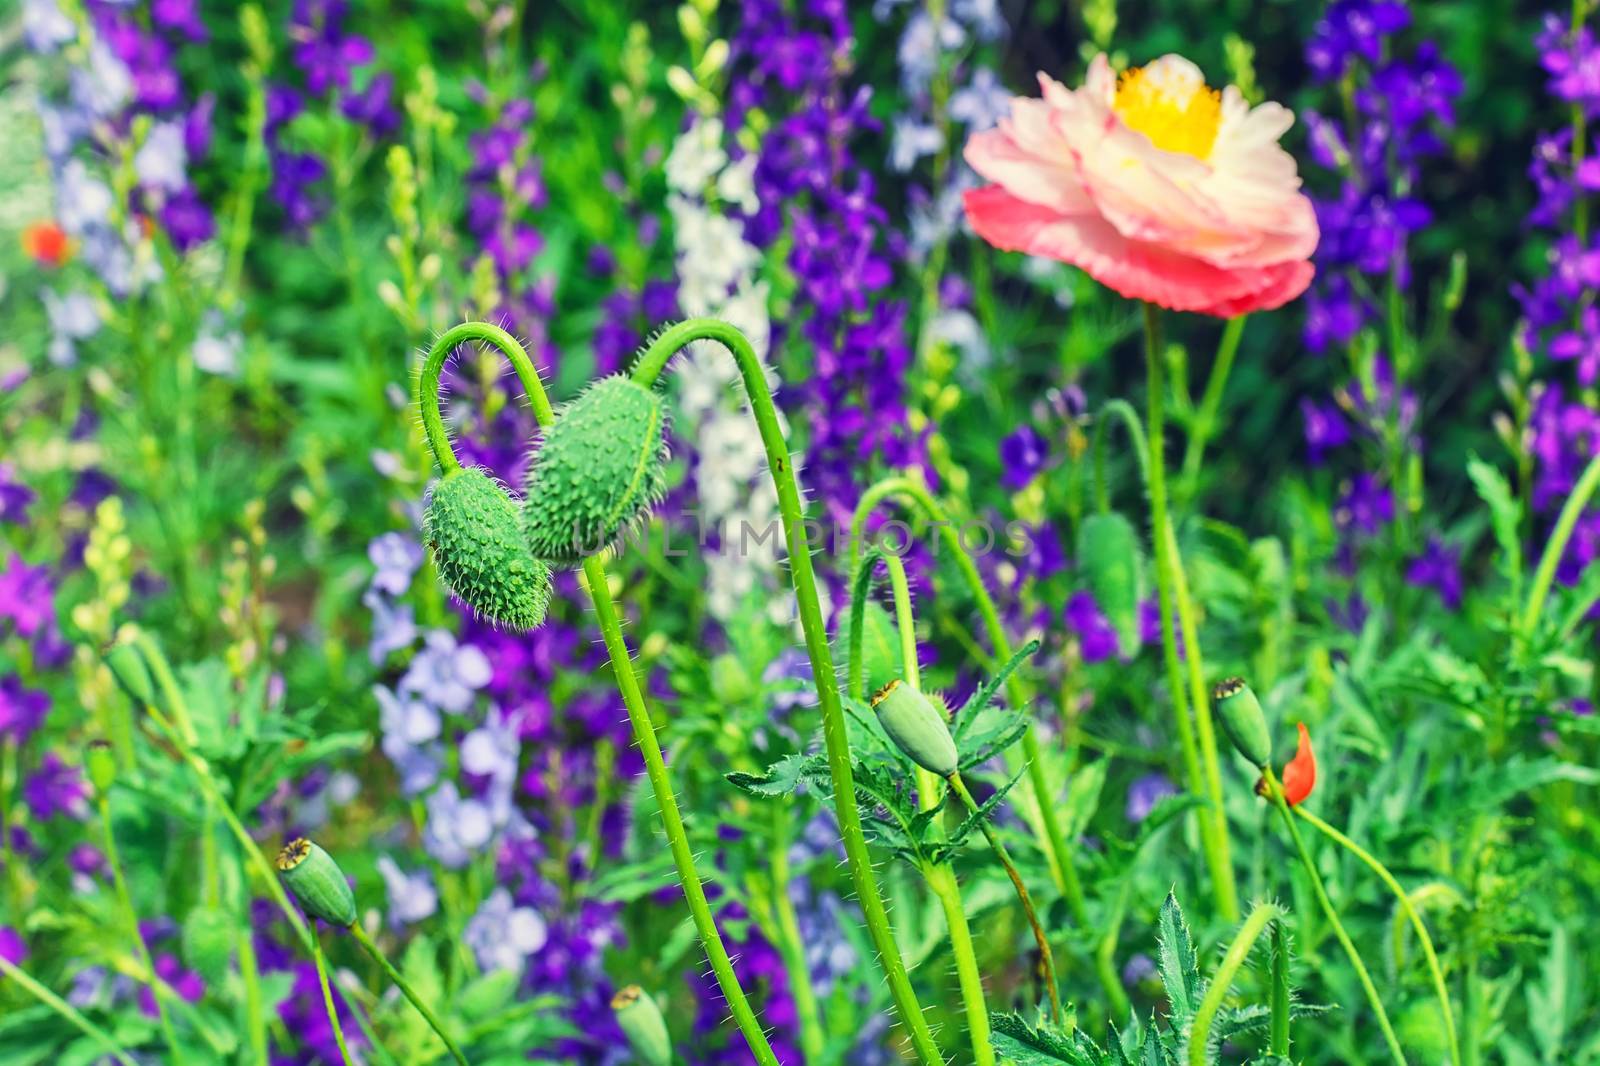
[962,54,1318,317]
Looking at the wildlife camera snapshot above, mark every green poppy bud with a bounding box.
[275,838,357,927]
[871,679,959,777]
[1212,677,1272,768]
[611,984,672,1066]
[424,466,553,631]
[86,740,117,796]
[103,638,155,707]
[1076,511,1144,657]
[523,375,668,567]
[181,905,235,982]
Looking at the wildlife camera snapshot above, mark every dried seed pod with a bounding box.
[611,984,672,1066]
[1212,676,1272,769]
[424,466,553,631]
[523,375,668,567]
[1076,511,1144,656]
[871,679,959,777]
[275,838,357,927]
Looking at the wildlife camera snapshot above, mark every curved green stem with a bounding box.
[418,323,780,1066]
[847,475,1086,926]
[1091,399,1150,515]
[1188,901,1284,1066]
[949,772,1063,1025]
[0,954,140,1066]
[349,922,468,1066]
[1263,770,1407,1066]
[632,319,940,1064]
[1296,806,1459,1066]
[1178,315,1247,498]
[846,546,888,699]
[311,926,355,1066]
[1523,450,1600,637]
[769,806,827,1065]
[1269,920,1291,1056]
[1141,303,1238,922]
[98,794,185,1063]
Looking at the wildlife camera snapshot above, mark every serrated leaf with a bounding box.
[955,639,1043,732]
[1157,892,1201,1027]
[1215,1002,1335,1042]
[724,753,828,797]
[990,1011,1100,1065]
[1467,454,1523,590]
[928,770,1024,863]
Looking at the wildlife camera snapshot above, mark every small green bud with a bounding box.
[1076,512,1144,657]
[103,638,155,707]
[276,838,357,927]
[611,985,672,1066]
[871,679,959,777]
[1212,677,1272,768]
[523,375,668,567]
[424,467,553,631]
[181,905,235,982]
[86,740,117,796]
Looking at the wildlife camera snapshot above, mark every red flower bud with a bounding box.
[1254,721,1316,806]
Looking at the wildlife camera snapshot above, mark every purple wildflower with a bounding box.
[22,752,88,821]
[0,677,50,744]
[0,555,53,638]
[1064,592,1120,663]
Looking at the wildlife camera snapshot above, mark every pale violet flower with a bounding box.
[134,121,188,193]
[462,888,547,975]
[295,771,360,829]
[950,68,1012,130]
[23,0,75,53]
[400,630,492,713]
[461,707,520,826]
[930,309,991,369]
[953,0,1007,40]
[69,39,131,119]
[38,101,89,161]
[423,782,494,868]
[364,586,418,663]
[898,12,965,94]
[368,532,424,596]
[891,119,944,173]
[665,117,728,194]
[375,683,440,794]
[377,857,438,925]
[42,289,99,366]
[57,159,114,235]
[192,312,243,375]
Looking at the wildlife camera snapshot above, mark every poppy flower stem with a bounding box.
[1269,920,1292,1056]
[1178,313,1248,500]
[1187,900,1284,1066]
[310,924,355,1066]
[349,921,468,1066]
[1262,768,1408,1066]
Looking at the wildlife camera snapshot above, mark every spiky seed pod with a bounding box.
[181,905,235,982]
[1213,677,1273,769]
[523,375,668,567]
[86,740,117,796]
[103,638,155,707]
[275,838,357,927]
[1076,511,1144,657]
[871,679,959,777]
[611,985,672,1066]
[424,466,553,631]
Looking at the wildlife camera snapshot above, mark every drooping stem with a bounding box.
[881,553,995,1066]
[418,323,780,1066]
[1263,769,1407,1066]
[948,771,1063,1025]
[848,475,1086,926]
[98,793,185,1063]
[1523,449,1600,637]
[1296,805,1460,1066]
[1178,314,1247,499]
[349,922,469,1066]
[1269,920,1291,1056]
[768,805,827,1065]
[633,319,942,1064]
[1141,303,1238,921]
[1090,399,1150,515]
[1188,901,1284,1066]
[311,925,355,1066]
[0,954,140,1066]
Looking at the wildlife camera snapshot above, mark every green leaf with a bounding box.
[990,1011,1100,1065]
[955,639,1043,729]
[1157,892,1201,1027]
[724,753,828,798]
[1467,454,1523,590]
[928,770,1024,863]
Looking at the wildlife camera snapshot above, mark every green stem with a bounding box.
[349,922,468,1066]
[238,914,271,1066]
[632,320,941,1064]
[1295,806,1459,1066]
[1522,450,1600,637]
[1090,399,1150,514]
[848,476,1086,925]
[0,954,140,1066]
[98,795,185,1063]
[419,322,778,1065]
[1264,770,1407,1066]
[1269,920,1291,1056]
[846,545,888,699]
[769,806,827,1065]
[1188,901,1284,1066]
[312,926,355,1066]
[1141,303,1238,922]
[1178,315,1246,498]
[948,772,1063,1025]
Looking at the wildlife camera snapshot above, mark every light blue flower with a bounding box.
[890,118,944,173]
[376,857,438,925]
[422,781,494,868]
[134,121,188,193]
[57,159,114,236]
[950,68,1013,131]
[42,289,99,367]
[401,630,492,714]
[375,683,440,794]
[364,587,418,664]
[462,888,547,974]
[368,532,424,596]
[68,38,131,119]
[23,0,75,54]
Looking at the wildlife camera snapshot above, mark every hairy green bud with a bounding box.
[1213,677,1272,768]
[86,740,117,796]
[611,984,672,1066]
[103,638,155,707]
[181,905,235,982]
[871,679,959,777]
[523,375,668,567]
[1076,511,1143,657]
[424,467,553,631]
[276,838,357,927]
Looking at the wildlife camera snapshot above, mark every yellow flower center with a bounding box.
[1113,59,1223,160]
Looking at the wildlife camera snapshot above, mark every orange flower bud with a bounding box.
[1254,721,1316,806]
[21,222,70,268]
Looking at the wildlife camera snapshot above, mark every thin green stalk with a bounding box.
[311,926,355,1066]
[1269,921,1291,1057]
[98,794,185,1063]
[419,323,780,1066]
[1188,901,1284,1066]
[632,320,941,1063]
[1141,303,1238,921]
[1090,399,1150,514]
[1522,449,1600,637]
[884,555,995,1066]
[769,806,827,1065]
[1296,806,1459,1066]
[349,922,468,1066]
[237,914,271,1066]
[0,954,140,1066]
[948,772,1063,1025]
[847,476,1086,925]
[1178,314,1247,497]
[1263,769,1407,1066]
